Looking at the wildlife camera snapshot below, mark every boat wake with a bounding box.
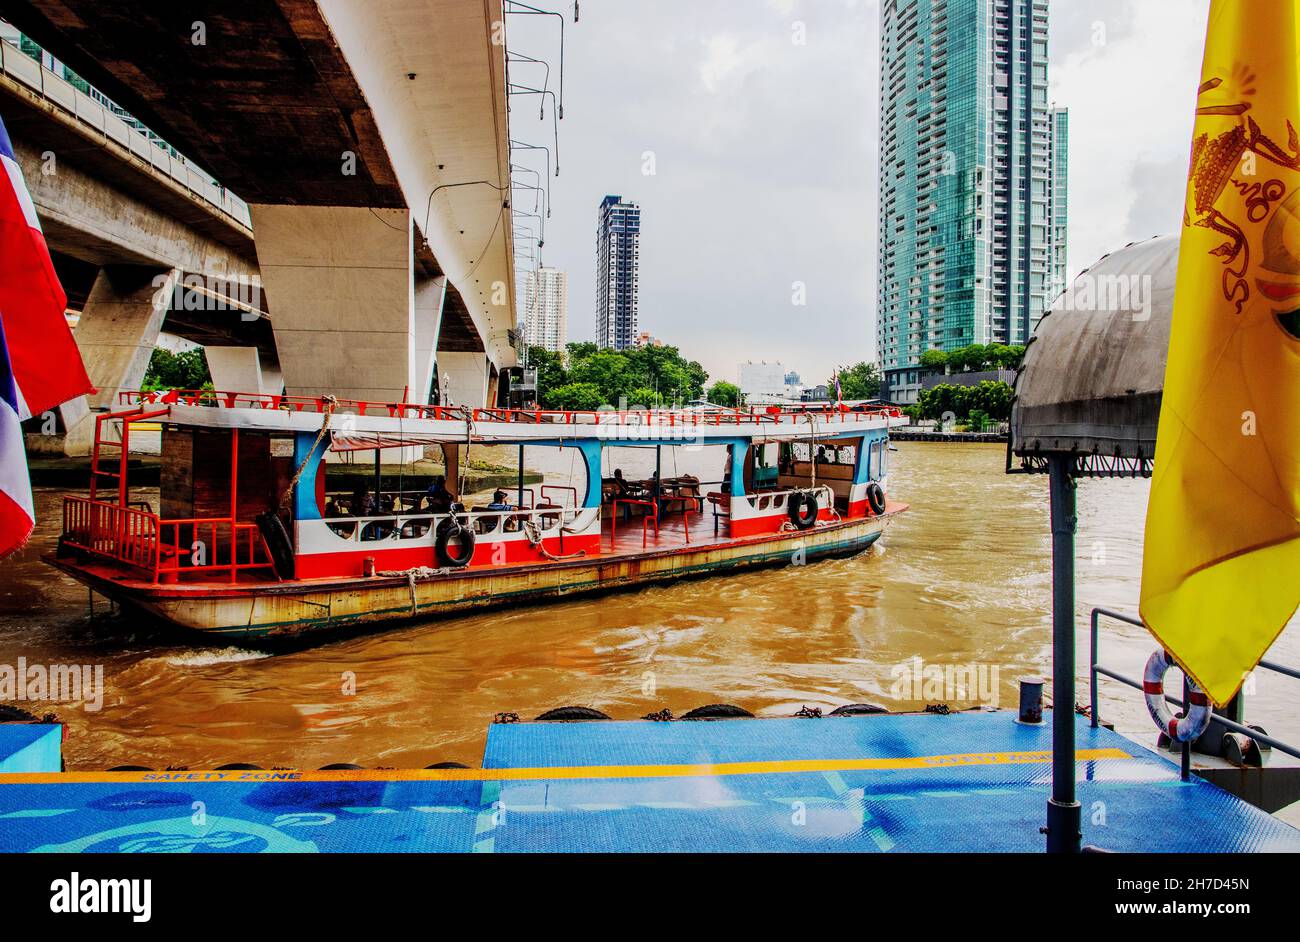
[162,648,272,668]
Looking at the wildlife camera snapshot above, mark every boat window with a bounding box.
[789,442,856,466]
[868,439,887,480]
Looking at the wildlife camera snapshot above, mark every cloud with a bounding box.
[1049,0,1209,274]
[508,0,1209,386]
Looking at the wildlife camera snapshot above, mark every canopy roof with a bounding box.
[1008,235,1178,477]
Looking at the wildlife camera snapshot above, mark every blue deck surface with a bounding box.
[0,724,61,774]
[0,712,1297,852]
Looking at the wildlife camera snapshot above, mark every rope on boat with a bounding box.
[804,411,820,493]
[522,518,587,561]
[374,565,456,615]
[279,394,339,514]
[458,411,475,503]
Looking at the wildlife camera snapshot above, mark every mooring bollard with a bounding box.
[1018,676,1044,725]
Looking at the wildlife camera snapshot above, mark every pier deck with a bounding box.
[0,711,1297,852]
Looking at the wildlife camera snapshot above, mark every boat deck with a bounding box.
[599,502,729,553]
[0,711,1297,852]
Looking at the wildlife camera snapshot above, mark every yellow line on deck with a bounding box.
[0,748,1131,785]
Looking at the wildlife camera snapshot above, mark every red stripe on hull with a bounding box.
[730,507,850,538]
[294,533,602,579]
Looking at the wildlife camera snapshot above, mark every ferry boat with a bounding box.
[45,390,908,642]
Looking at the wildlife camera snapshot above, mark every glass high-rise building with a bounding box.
[596,195,641,351]
[877,0,1067,404]
[1047,106,1070,306]
[522,267,568,352]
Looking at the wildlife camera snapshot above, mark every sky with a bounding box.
[506,0,1211,386]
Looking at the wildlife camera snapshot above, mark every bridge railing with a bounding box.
[0,30,251,229]
[118,389,905,427]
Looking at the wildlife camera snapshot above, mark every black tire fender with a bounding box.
[435,517,475,567]
[788,491,818,530]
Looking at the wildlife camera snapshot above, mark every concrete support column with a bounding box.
[438,351,491,409]
[205,346,265,394]
[250,204,414,403]
[259,354,285,396]
[62,265,178,456]
[413,275,446,405]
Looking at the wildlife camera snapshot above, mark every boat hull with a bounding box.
[46,513,897,643]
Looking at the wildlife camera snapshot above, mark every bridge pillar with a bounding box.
[250,205,415,403]
[205,346,265,395]
[413,275,446,405]
[60,265,179,456]
[438,351,493,409]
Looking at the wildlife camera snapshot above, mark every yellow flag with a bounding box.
[1141,0,1300,705]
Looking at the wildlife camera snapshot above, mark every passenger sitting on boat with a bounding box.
[351,487,378,517]
[486,489,514,512]
[425,475,456,514]
[612,468,634,497]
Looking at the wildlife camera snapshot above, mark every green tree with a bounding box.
[142,347,210,391]
[987,344,1026,370]
[916,380,1013,424]
[625,386,662,408]
[966,380,1013,420]
[568,350,636,403]
[547,382,605,411]
[944,344,985,373]
[526,345,567,404]
[918,348,949,373]
[565,341,599,362]
[541,342,711,407]
[707,381,741,407]
[831,361,882,400]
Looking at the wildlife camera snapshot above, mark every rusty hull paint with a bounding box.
[49,511,901,641]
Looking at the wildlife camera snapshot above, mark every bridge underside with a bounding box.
[2,0,515,410]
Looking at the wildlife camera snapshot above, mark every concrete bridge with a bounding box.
[1,0,524,452]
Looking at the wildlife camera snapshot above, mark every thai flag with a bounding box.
[0,316,33,557]
[0,111,91,557]
[0,111,91,420]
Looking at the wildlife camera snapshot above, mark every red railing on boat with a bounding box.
[118,389,904,426]
[61,497,276,584]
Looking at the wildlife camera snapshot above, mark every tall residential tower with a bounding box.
[596,195,641,350]
[877,0,1067,404]
[521,267,568,352]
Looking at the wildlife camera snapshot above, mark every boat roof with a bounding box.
[1009,235,1176,477]
[118,390,906,447]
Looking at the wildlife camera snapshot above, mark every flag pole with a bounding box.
[1046,454,1081,853]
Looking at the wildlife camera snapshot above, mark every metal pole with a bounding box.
[518,444,525,507]
[1090,610,1100,728]
[1046,454,1081,853]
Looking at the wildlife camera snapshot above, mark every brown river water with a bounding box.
[3,441,1299,774]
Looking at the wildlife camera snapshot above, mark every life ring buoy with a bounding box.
[435,517,475,567]
[1143,649,1213,743]
[788,491,819,530]
[865,482,886,516]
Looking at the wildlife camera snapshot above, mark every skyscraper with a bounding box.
[596,195,641,350]
[1047,106,1070,306]
[877,0,1067,404]
[522,267,568,352]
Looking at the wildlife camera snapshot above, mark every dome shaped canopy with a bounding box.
[1009,236,1178,477]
